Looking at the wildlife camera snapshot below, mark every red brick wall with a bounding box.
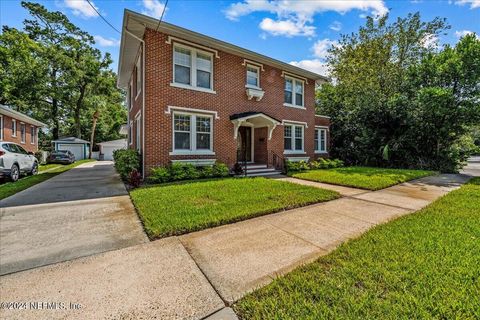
[129,28,330,175]
[0,114,39,153]
[127,48,144,153]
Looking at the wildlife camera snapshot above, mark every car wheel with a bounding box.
[10,164,20,182]
[31,162,38,175]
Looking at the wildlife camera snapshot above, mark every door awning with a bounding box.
[230,112,280,140]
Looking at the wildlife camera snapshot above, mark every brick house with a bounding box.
[117,10,331,177]
[0,105,46,153]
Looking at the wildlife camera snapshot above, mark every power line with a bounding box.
[155,0,169,32]
[86,0,121,34]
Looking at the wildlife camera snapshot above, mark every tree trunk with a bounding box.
[89,110,100,159]
[75,84,86,138]
[51,68,59,140]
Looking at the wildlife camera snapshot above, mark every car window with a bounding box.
[2,143,11,152]
[7,144,21,153]
[15,145,28,154]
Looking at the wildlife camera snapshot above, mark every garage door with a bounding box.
[102,146,118,161]
[58,144,84,160]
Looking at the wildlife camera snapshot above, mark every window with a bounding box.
[173,44,213,91]
[0,115,3,141]
[129,121,133,145]
[284,124,304,152]
[135,54,142,96]
[30,126,35,144]
[135,115,141,152]
[246,64,259,87]
[12,119,16,137]
[284,77,304,107]
[173,112,213,154]
[315,128,327,153]
[20,123,26,143]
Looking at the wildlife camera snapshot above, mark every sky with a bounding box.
[1,0,479,75]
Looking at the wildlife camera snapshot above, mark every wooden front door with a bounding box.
[237,126,252,162]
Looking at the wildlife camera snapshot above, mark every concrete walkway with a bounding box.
[0,170,473,319]
[0,161,148,275]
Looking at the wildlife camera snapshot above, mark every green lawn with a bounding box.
[38,163,62,172]
[235,177,480,319]
[292,166,435,190]
[0,159,95,200]
[130,178,340,239]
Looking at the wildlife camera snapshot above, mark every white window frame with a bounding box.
[30,126,35,144]
[129,121,133,145]
[11,119,16,137]
[283,123,305,154]
[128,79,133,110]
[170,111,215,156]
[20,122,26,144]
[171,43,215,94]
[246,64,260,89]
[315,127,328,153]
[135,113,141,152]
[135,54,142,99]
[0,115,3,141]
[283,76,305,109]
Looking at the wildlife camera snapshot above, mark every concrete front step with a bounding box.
[241,164,267,170]
[246,170,283,177]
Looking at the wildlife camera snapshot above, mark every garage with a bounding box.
[98,139,127,161]
[52,137,90,160]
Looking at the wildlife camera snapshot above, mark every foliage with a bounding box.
[113,149,140,180]
[235,178,480,319]
[148,162,230,184]
[233,163,244,175]
[292,166,435,190]
[128,169,142,188]
[0,159,95,200]
[130,178,340,238]
[317,13,480,172]
[0,2,126,144]
[286,158,344,173]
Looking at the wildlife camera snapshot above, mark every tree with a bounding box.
[317,13,479,172]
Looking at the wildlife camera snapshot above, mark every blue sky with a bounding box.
[1,0,479,75]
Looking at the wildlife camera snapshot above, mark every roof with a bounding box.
[0,105,47,128]
[229,111,281,123]
[52,137,90,144]
[97,139,127,146]
[117,9,330,88]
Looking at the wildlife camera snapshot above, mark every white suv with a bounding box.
[0,142,38,182]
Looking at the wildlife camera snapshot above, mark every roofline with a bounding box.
[117,9,331,88]
[0,105,47,128]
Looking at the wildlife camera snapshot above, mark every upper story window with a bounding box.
[20,123,26,143]
[135,54,142,97]
[129,121,133,145]
[172,112,213,155]
[246,64,260,88]
[284,124,304,153]
[30,126,35,144]
[12,119,16,137]
[315,128,327,153]
[0,115,3,141]
[284,77,304,108]
[173,44,214,92]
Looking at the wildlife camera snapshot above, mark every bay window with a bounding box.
[315,128,327,153]
[173,44,214,92]
[284,124,304,153]
[284,76,304,108]
[172,112,213,154]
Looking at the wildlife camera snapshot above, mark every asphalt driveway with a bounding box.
[0,161,148,275]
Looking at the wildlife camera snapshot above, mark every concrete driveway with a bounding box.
[0,161,148,275]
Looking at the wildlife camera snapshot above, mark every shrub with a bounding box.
[34,151,45,164]
[148,161,230,183]
[128,169,142,188]
[286,158,344,173]
[113,149,140,179]
[286,160,309,173]
[184,163,201,179]
[213,162,229,177]
[149,166,170,183]
[169,162,188,181]
[200,165,214,178]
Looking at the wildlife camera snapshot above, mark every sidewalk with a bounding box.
[0,173,470,319]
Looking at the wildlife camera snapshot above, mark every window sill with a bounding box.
[315,151,328,154]
[245,84,262,90]
[170,82,216,94]
[283,103,306,110]
[169,150,216,156]
[283,150,306,155]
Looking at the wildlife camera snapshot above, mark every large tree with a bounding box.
[317,13,480,172]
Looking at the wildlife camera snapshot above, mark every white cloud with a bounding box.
[259,17,315,37]
[312,38,339,59]
[454,0,480,9]
[329,21,342,31]
[225,0,388,37]
[94,35,120,47]
[290,59,329,76]
[142,0,167,18]
[64,0,98,19]
[420,33,439,49]
[455,30,480,39]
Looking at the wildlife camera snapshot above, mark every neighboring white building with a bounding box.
[97,139,127,161]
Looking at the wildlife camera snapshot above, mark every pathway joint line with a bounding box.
[347,195,415,211]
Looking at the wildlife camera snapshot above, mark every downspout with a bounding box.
[125,28,146,180]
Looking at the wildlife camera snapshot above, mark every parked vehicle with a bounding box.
[0,142,39,182]
[47,150,75,165]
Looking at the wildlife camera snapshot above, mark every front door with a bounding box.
[237,126,252,162]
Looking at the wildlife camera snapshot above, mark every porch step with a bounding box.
[241,164,267,170]
[245,170,283,177]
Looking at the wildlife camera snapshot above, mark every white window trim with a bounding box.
[165,105,220,119]
[284,76,305,108]
[171,42,215,93]
[283,123,305,154]
[135,114,141,152]
[166,36,220,58]
[314,127,328,153]
[245,64,261,89]
[30,126,35,144]
[135,54,142,99]
[11,119,16,137]
[170,111,215,156]
[20,122,26,144]
[129,79,134,110]
[0,115,3,141]
[129,121,133,145]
